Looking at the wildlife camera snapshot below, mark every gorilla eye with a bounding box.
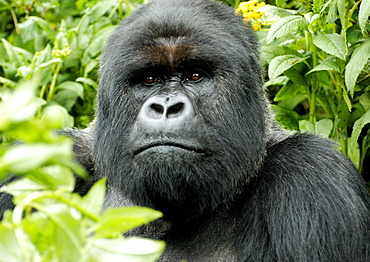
[188,72,203,82]
[144,76,159,85]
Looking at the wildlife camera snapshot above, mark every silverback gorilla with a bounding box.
[2,0,370,261]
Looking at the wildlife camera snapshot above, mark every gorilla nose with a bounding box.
[139,93,195,128]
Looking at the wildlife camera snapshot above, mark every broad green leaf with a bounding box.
[18,18,38,43]
[94,207,162,238]
[299,119,333,138]
[345,40,370,96]
[86,25,116,57]
[79,178,106,216]
[259,5,294,18]
[268,55,307,80]
[313,34,346,60]
[274,81,306,102]
[76,77,98,89]
[52,90,79,113]
[359,0,370,35]
[306,58,341,75]
[1,39,23,67]
[299,120,315,133]
[261,46,302,65]
[57,81,84,99]
[347,137,361,167]
[337,0,351,34]
[271,105,301,130]
[315,119,333,138]
[29,16,55,40]
[0,223,40,262]
[267,15,308,44]
[0,142,73,174]
[84,237,165,262]
[349,110,370,146]
[360,93,370,111]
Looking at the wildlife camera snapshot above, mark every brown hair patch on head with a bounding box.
[145,39,195,71]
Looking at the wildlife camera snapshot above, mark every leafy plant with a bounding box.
[247,0,370,175]
[0,75,164,261]
[0,0,143,128]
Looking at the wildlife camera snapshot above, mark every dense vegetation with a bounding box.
[0,0,369,260]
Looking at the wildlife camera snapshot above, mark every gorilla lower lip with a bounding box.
[134,143,205,155]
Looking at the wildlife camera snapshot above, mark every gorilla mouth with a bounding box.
[134,142,206,155]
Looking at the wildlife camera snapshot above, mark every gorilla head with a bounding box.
[94,0,269,220]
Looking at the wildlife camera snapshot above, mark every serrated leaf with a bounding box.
[261,46,302,65]
[306,58,341,75]
[313,34,346,60]
[359,0,370,35]
[360,93,370,111]
[345,40,370,96]
[259,5,294,18]
[267,15,308,44]
[268,55,307,80]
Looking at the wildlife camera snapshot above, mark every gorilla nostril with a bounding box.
[167,102,184,118]
[150,103,164,115]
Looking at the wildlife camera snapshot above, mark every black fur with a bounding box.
[1,0,369,261]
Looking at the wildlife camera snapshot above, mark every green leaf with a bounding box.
[261,46,302,65]
[271,105,301,130]
[79,178,106,217]
[360,93,370,111]
[52,90,79,112]
[274,81,306,102]
[305,58,341,75]
[266,15,308,44]
[84,237,165,262]
[268,55,307,80]
[76,77,98,89]
[94,207,162,238]
[86,25,116,57]
[0,223,40,261]
[57,81,84,99]
[299,120,315,133]
[313,34,346,60]
[0,142,73,174]
[259,5,294,18]
[1,39,23,67]
[349,110,370,147]
[359,0,370,35]
[345,40,370,96]
[315,119,333,138]
[337,0,351,34]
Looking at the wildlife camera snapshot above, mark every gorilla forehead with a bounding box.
[102,0,256,76]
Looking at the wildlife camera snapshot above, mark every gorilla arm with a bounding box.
[237,132,370,261]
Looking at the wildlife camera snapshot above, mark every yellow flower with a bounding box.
[236,1,265,31]
[252,24,260,31]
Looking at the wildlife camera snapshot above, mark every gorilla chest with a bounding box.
[140,216,240,262]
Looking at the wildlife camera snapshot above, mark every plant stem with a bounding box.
[47,63,61,101]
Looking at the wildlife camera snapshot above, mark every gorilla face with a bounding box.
[94,0,268,220]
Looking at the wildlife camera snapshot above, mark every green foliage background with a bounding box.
[0,0,369,260]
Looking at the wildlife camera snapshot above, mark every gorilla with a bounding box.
[1,0,370,261]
